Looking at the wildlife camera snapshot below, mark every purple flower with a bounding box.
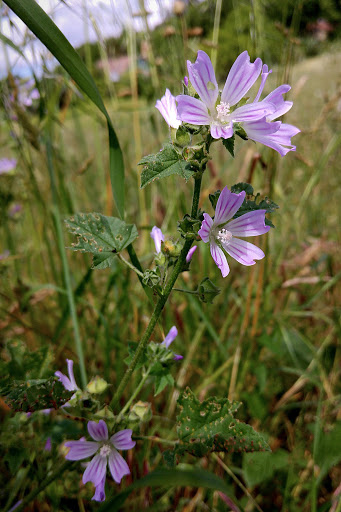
[150,226,164,254]
[242,66,300,155]
[177,50,275,139]
[65,420,135,502]
[198,187,270,277]
[55,359,79,392]
[8,203,22,217]
[161,326,183,360]
[155,89,181,129]
[44,437,52,452]
[186,245,197,263]
[184,76,189,87]
[0,158,17,175]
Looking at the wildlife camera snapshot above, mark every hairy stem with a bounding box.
[110,174,203,410]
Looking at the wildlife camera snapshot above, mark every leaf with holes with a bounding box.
[65,213,138,269]
[175,387,270,458]
[139,144,193,189]
[0,377,73,413]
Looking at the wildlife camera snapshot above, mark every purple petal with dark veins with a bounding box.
[82,454,107,486]
[88,420,108,441]
[54,371,73,392]
[198,213,213,243]
[232,101,276,123]
[155,89,181,129]
[64,440,99,460]
[224,238,265,266]
[186,245,197,263]
[150,226,164,254]
[221,51,262,106]
[66,359,78,390]
[108,450,130,484]
[210,123,233,139]
[176,95,210,125]
[92,476,106,502]
[214,187,246,225]
[261,85,292,120]
[244,120,300,157]
[210,242,230,278]
[111,429,136,451]
[187,50,218,110]
[253,64,272,102]
[227,210,270,237]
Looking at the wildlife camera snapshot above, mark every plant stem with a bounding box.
[8,461,74,512]
[110,174,203,411]
[118,253,144,278]
[132,435,177,446]
[116,366,152,422]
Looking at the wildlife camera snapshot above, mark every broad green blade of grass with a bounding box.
[4,0,125,217]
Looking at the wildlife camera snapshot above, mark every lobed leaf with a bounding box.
[0,377,73,412]
[139,144,193,188]
[65,213,138,269]
[175,387,270,457]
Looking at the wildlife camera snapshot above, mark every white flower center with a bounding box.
[99,444,112,457]
[216,102,230,121]
[216,229,233,245]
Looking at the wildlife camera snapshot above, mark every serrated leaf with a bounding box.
[176,387,270,457]
[154,373,174,396]
[222,135,235,157]
[231,182,254,196]
[139,144,193,188]
[0,377,73,412]
[65,213,138,268]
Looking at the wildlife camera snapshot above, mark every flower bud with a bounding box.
[128,401,152,423]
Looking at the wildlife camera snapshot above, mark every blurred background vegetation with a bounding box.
[0,0,340,510]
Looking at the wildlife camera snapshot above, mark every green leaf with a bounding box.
[98,467,237,512]
[124,342,148,370]
[154,373,174,396]
[315,422,341,483]
[197,277,221,304]
[175,387,270,457]
[222,135,235,157]
[139,144,193,188]
[231,182,254,196]
[0,377,73,412]
[65,213,138,269]
[243,450,289,487]
[4,0,125,217]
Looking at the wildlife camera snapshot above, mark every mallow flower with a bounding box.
[150,226,164,253]
[0,158,17,175]
[176,50,275,140]
[55,359,79,392]
[65,420,135,502]
[161,326,183,360]
[177,51,299,155]
[155,89,181,129]
[198,187,270,277]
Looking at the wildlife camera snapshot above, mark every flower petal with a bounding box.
[262,85,292,120]
[108,450,130,484]
[82,454,107,486]
[88,420,108,442]
[162,326,178,348]
[187,50,218,110]
[232,101,276,123]
[210,123,233,139]
[210,242,230,277]
[224,238,265,266]
[111,429,136,450]
[245,120,300,156]
[92,476,106,502]
[253,64,272,102]
[66,359,78,390]
[221,51,262,106]
[186,245,197,263]
[198,213,213,242]
[64,440,99,460]
[176,95,210,125]
[150,226,164,254]
[54,371,73,391]
[173,354,183,360]
[155,89,181,129]
[227,210,270,237]
[214,187,246,225]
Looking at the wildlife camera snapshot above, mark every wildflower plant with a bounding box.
[0,2,302,509]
